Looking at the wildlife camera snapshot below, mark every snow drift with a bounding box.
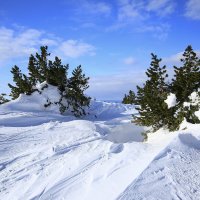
[118,128,200,200]
[1,89,200,200]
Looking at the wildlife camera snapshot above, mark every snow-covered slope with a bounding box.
[0,90,200,200]
[118,124,200,200]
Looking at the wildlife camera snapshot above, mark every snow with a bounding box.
[117,124,200,200]
[184,91,200,107]
[0,86,200,200]
[1,82,62,113]
[165,93,177,108]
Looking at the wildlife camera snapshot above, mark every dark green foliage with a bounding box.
[35,46,50,83]
[65,65,91,117]
[122,90,136,104]
[28,46,68,91]
[47,57,68,92]
[133,54,177,131]
[171,45,200,104]
[0,93,9,104]
[8,46,91,116]
[131,45,200,133]
[8,66,33,99]
[28,54,40,86]
[183,105,200,124]
[171,45,200,124]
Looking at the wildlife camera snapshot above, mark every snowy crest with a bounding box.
[1,82,62,113]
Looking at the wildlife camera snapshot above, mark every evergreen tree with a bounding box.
[28,47,68,91]
[65,65,91,117]
[35,46,50,82]
[8,46,91,116]
[48,57,69,92]
[171,45,200,104]
[122,90,136,104]
[133,54,175,131]
[8,66,33,99]
[0,93,9,104]
[171,45,200,124]
[28,54,41,85]
[28,46,49,83]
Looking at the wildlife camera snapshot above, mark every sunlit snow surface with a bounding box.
[0,88,200,200]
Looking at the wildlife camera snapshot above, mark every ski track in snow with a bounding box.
[0,99,200,200]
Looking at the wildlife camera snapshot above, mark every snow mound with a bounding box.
[117,131,200,200]
[2,84,200,199]
[0,82,61,113]
[87,100,136,120]
[0,83,137,126]
[106,123,144,143]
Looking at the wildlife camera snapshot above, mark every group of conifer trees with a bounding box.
[123,45,200,131]
[2,44,200,129]
[5,46,91,117]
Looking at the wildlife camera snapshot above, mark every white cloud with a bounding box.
[0,28,34,61]
[0,27,96,63]
[185,0,200,20]
[87,71,146,100]
[108,0,175,39]
[136,23,170,40]
[74,0,111,16]
[90,2,111,15]
[162,50,200,66]
[117,0,146,21]
[117,0,175,22]
[123,56,136,65]
[146,0,175,16]
[162,52,183,66]
[58,40,95,58]
[0,27,56,62]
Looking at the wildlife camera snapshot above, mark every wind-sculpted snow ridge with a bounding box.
[1,91,199,200]
[0,95,174,200]
[0,97,149,200]
[117,125,200,200]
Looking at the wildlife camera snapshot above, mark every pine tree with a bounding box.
[48,57,69,92]
[28,46,51,84]
[0,93,9,104]
[133,54,174,131]
[8,66,33,99]
[7,46,91,116]
[122,90,136,104]
[172,45,200,103]
[35,46,50,82]
[65,65,91,117]
[171,45,200,124]
[28,47,68,92]
[28,54,41,85]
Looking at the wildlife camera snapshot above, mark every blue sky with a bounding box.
[0,0,200,100]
